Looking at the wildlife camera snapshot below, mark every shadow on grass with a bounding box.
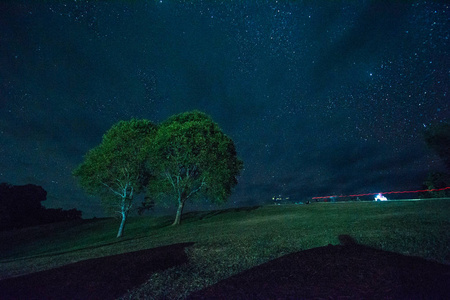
[0,242,194,300]
[182,206,261,222]
[200,206,262,220]
[0,218,111,261]
[189,235,450,299]
[1,230,169,263]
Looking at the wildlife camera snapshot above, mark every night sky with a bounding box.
[1,1,448,218]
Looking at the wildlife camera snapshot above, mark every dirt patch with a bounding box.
[189,240,450,299]
[0,242,194,300]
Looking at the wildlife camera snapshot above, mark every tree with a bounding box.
[420,172,450,198]
[73,119,157,237]
[137,193,156,215]
[421,122,450,198]
[424,122,450,170]
[147,111,243,225]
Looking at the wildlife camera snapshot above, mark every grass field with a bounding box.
[1,200,449,298]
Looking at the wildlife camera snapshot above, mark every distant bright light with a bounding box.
[312,186,450,200]
[374,193,387,201]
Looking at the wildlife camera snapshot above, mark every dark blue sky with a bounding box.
[1,1,448,217]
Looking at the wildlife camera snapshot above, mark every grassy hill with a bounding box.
[0,200,449,298]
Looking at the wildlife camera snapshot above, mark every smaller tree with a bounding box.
[137,193,156,215]
[147,111,243,225]
[73,119,157,237]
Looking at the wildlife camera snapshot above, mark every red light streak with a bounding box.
[312,187,450,199]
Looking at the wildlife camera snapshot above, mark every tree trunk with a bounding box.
[117,211,127,238]
[172,199,185,226]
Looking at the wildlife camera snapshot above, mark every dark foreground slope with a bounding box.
[1,239,449,299]
[190,236,450,299]
[0,243,193,300]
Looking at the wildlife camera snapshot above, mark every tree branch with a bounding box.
[102,182,123,197]
[184,177,206,201]
[165,171,176,191]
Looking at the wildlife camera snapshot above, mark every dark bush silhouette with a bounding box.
[0,183,82,231]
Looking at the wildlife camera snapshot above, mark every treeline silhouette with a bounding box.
[0,183,82,231]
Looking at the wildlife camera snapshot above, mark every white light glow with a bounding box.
[374,193,388,201]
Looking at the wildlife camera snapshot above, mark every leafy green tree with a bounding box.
[73,119,157,237]
[424,122,450,170]
[147,111,243,225]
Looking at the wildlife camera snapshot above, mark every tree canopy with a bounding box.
[73,112,243,231]
[147,111,243,225]
[73,119,157,237]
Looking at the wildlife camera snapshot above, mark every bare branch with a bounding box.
[185,177,206,201]
[102,182,123,197]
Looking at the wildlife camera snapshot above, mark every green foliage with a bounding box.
[73,119,157,236]
[73,112,243,227]
[147,111,243,223]
[424,122,450,170]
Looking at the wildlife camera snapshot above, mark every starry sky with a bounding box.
[1,1,448,218]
